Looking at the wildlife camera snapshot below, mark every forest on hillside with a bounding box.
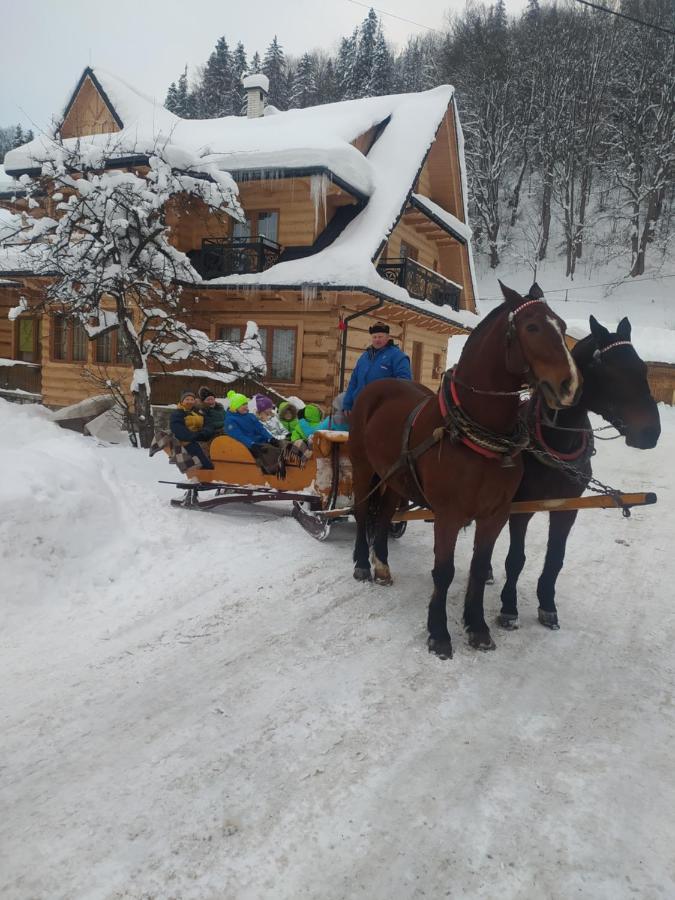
[163,0,674,282]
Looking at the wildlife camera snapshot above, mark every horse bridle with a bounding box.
[592,340,632,363]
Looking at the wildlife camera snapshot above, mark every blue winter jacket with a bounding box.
[224,411,275,449]
[342,341,412,411]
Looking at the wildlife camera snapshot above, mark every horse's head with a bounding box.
[574,316,660,449]
[499,281,580,409]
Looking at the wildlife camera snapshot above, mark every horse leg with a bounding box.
[536,510,578,629]
[465,514,509,651]
[497,513,534,630]
[370,488,400,586]
[352,463,377,582]
[427,515,460,659]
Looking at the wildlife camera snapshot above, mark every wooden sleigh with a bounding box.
[163,431,657,541]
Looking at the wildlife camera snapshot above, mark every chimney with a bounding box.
[242,73,269,118]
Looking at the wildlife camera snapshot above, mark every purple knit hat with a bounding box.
[254,394,275,413]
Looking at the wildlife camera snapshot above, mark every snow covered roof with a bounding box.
[3,67,479,327]
[0,164,25,198]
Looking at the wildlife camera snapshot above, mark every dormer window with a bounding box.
[233,210,279,243]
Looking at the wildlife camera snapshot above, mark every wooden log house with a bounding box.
[0,66,482,410]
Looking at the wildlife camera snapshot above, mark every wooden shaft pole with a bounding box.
[391,492,657,522]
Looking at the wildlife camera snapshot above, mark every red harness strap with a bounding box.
[438,372,503,461]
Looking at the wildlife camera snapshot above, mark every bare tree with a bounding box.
[4,137,265,446]
[607,6,674,277]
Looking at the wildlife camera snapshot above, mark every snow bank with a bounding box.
[0,399,178,616]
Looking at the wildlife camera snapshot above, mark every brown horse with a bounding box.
[348,282,581,659]
[497,314,661,631]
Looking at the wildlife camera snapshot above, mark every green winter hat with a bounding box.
[303,403,323,425]
[227,390,249,412]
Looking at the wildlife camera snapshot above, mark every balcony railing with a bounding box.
[189,236,282,280]
[376,257,461,310]
[0,360,42,397]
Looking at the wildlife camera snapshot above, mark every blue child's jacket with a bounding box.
[224,411,274,449]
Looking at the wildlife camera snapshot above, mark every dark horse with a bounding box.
[348,282,581,659]
[497,314,661,631]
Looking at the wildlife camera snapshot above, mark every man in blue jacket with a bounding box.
[342,322,412,413]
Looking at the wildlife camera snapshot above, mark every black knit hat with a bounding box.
[369,322,390,334]
[198,386,216,401]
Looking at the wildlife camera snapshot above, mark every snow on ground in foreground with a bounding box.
[1,398,674,899]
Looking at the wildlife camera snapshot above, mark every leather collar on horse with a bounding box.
[525,394,595,471]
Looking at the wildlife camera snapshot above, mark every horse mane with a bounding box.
[571,332,596,365]
[461,301,509,354]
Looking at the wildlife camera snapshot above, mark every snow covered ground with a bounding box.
[1,398,674,899]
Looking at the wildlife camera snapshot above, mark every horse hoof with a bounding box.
[468,631,496,651]
[538,609,560,630]
[373,573,393,586]
[427,637,453,660]
[353,567,372,582]
[497,612,519,630]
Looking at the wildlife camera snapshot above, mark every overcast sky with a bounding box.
[1,0,528,132]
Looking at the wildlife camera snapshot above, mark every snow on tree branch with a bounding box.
[1,135,264,447]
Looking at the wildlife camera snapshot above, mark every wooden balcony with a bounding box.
[376,257,461,310]
[189,236,282,280]
[0,360,42,398]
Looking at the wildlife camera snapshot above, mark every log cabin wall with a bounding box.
[59,75,120,139]
[40,314,132,407]
[180,290,342,407]
[646,362,675,404]
[0,285,16,359]
[385,218,440,271]
[412,104,476,311]
[167,177,355,254]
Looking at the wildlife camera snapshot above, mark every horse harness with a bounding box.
[526,395,594,471]
[375,368,532,510]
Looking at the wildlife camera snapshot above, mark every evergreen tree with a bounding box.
[202,36,235,117]
[317,57,338,105]
[290,53,318,108]
[232,42,248,115]
[370,28,393,97]
[336,29,358,100]
[175,67,191,117]
[353,8,379,98]
[263,36,288,110]
[400,37,423,93]
[249,51,261,74]
[165,81,179,113]
[0,126,15,161]
[492,0,508,31]
[525,0,540,23]
[13,125,24,148]
[24,128,34,143]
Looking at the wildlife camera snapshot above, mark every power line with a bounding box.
[344,0,443,35]
[481,271,675,302]
[573,0,675,37]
